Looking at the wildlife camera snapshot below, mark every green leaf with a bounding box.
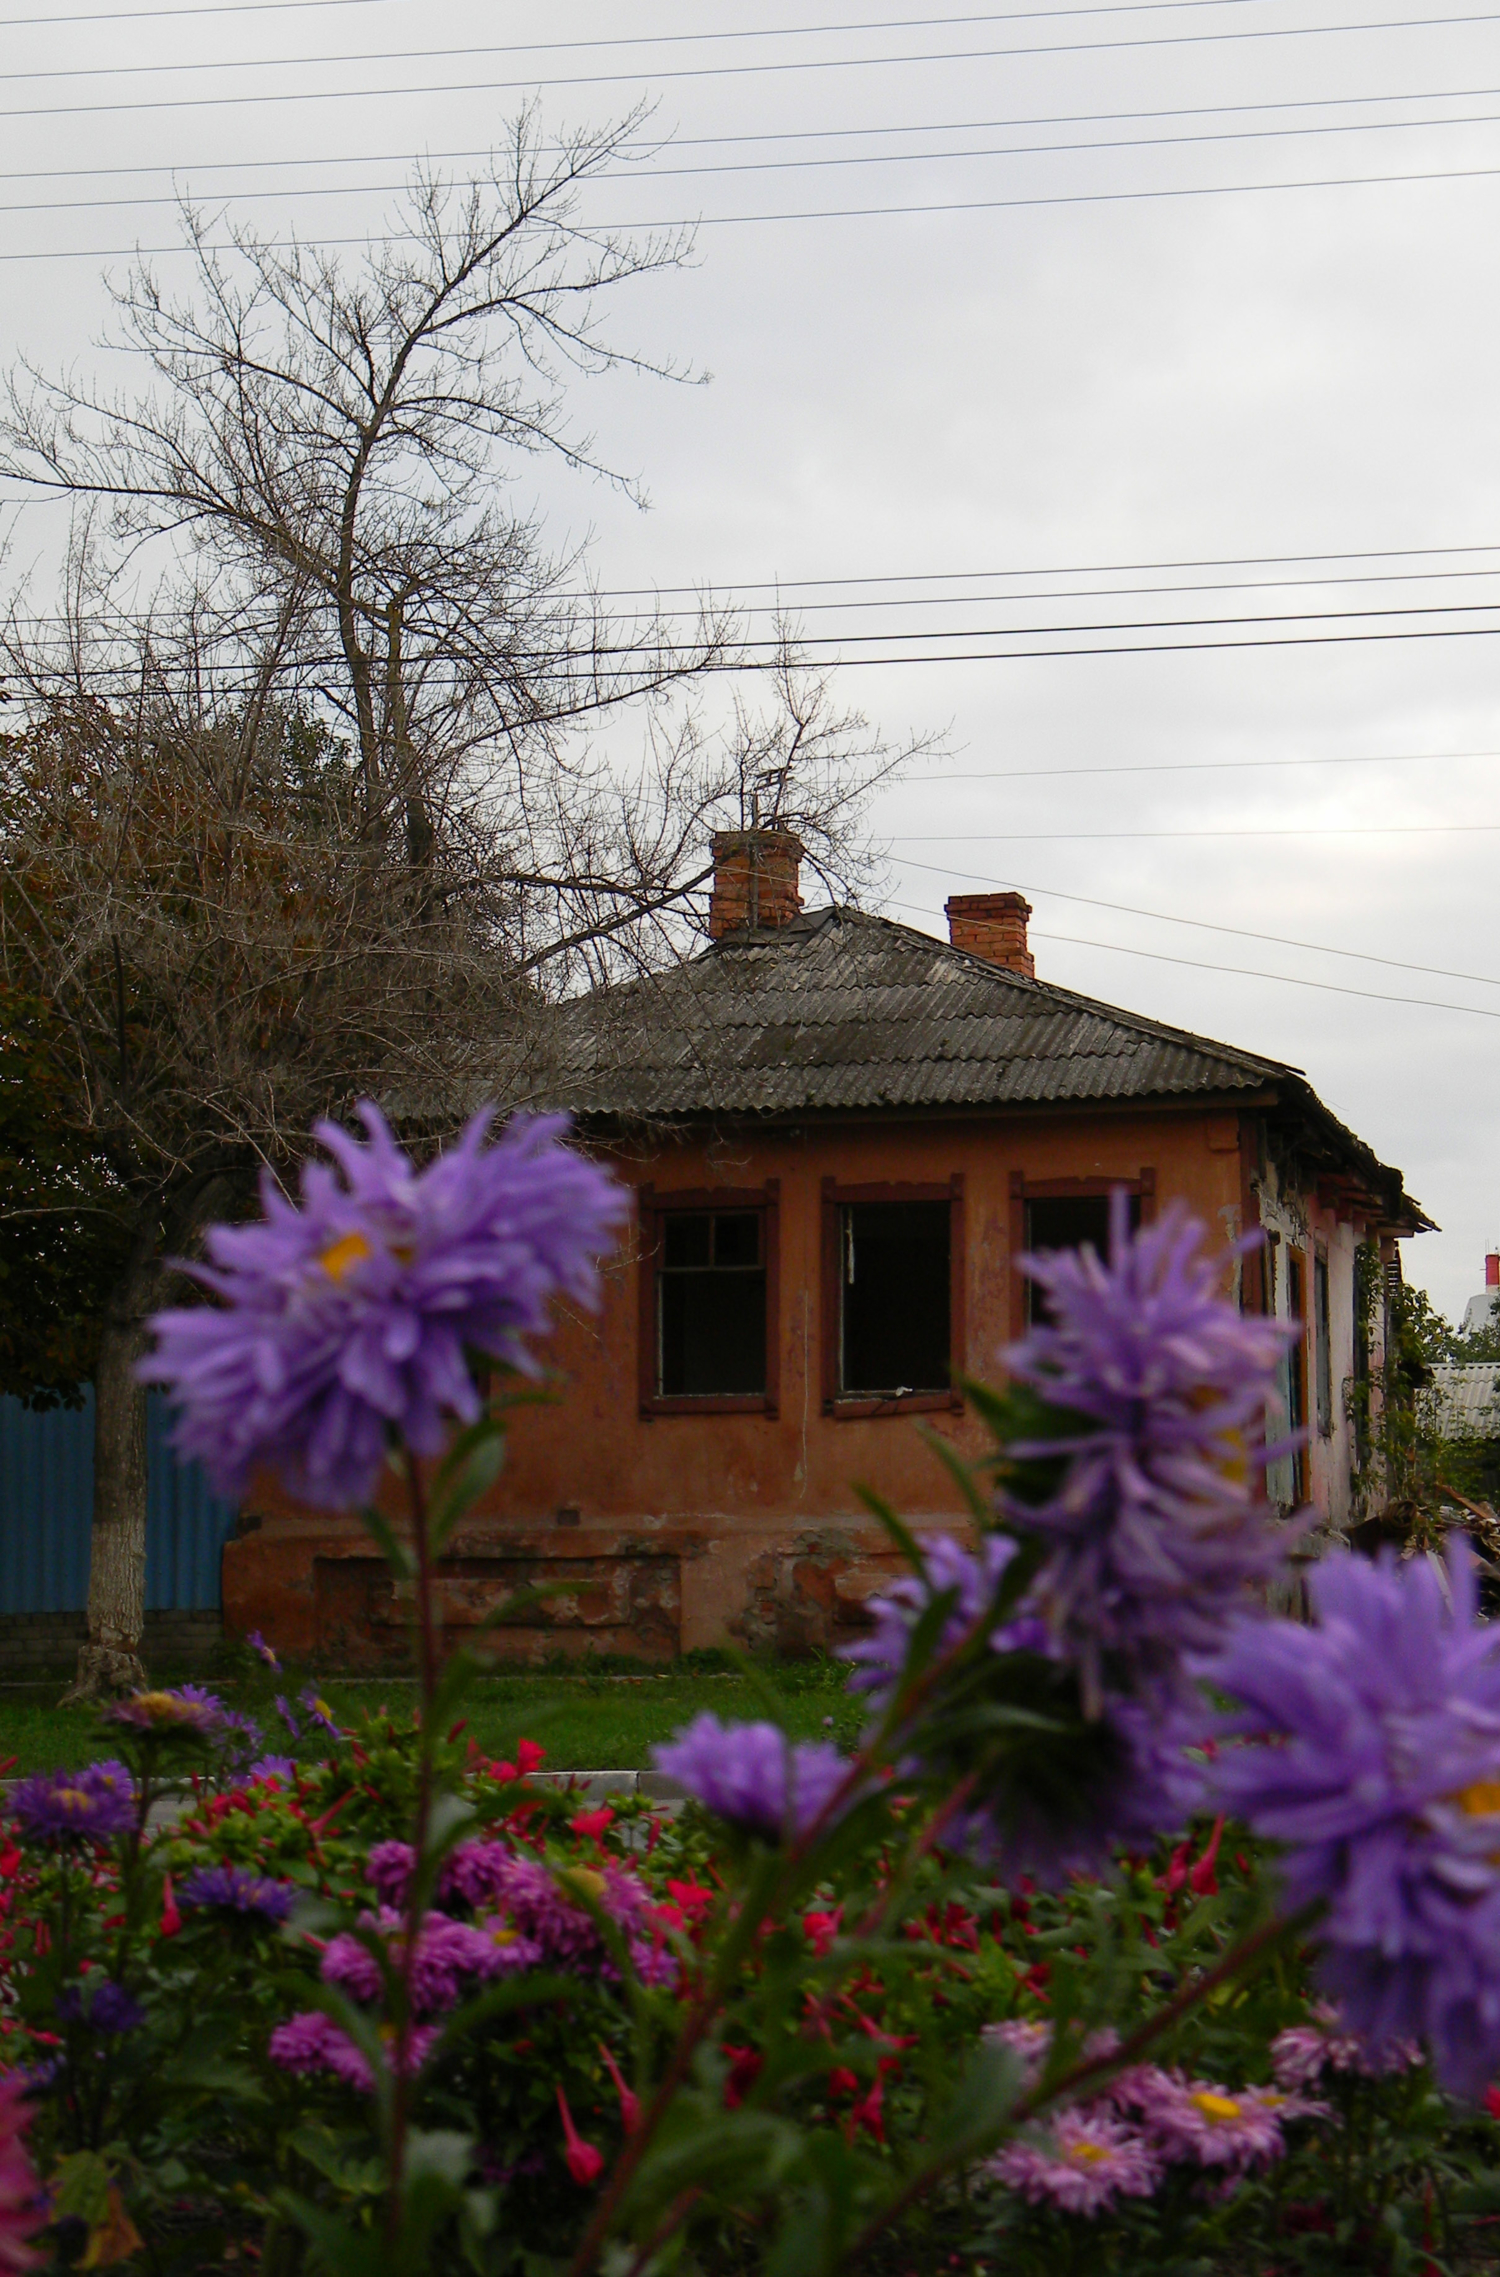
[53,2151,112,2228]
[851,1485,930,1580]
[356,1504,414,1581]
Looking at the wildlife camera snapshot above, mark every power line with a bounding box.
[0,5,1285,84]
[900,822,1500,837]
[898,747,1500,781]
[4,81,1499,191]
[885,895,1500,1018]
[0,12,1496,126]
[893,857,1500,985]
[17,104,1500,223]
[1,0,384,22]
[12,157,1500,259]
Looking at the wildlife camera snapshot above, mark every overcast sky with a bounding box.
[4,0,1499,1319]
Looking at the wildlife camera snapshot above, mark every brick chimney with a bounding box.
[707,829,804,939]
[944,890,1035,978]
[1486,1251,1499,1289]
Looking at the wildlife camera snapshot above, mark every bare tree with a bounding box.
[0,116,923,1696]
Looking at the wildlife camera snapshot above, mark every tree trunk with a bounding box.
[62,1281,151,1701]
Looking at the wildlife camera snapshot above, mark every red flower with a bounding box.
[1158,1839,1191,1895]
[570,1808,615,1842]
[599,2043,640,2133]
[803,1909,841,1956]
[847,2078,885,2143]
[828,2067,860,2098]
[723,2047,763,2109]
[1189,1816,1226,1898]
[160,1876,182,1938]
[1483,2085,1500,2121]
[555,2088,603,2186]
[665,1878,716,1925]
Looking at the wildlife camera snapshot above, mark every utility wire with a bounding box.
[901,748,1500,780]
[0,5,1287,83]
[900,822,1500,837]
[0,13,1496,125]
[893,857,1500,985]
[14,157,1500,257]
[18,104,1500,221]
[5,81,1500,190]
[885,894,1500,1017]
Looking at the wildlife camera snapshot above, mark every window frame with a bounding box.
[1007,1170,1157,1337]
[1313,1246,1333,1438]
[820,1175,966,1419]
[636,1183,780,1420]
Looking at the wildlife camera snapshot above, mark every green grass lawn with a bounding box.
[0,1659,864,1776]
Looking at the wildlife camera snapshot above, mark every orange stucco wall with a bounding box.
[224,1103,1273,1664]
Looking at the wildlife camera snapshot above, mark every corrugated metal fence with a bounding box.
[0,1393,238,1613]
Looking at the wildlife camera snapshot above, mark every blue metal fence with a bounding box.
[0,1393,238,1613]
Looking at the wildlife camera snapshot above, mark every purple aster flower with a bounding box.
[1127,2070,1320,2172]
[214,1710,264,1768]
[322,1909,529,2015]
[249,1755,296,1785]
[268,2010,437,2090]
[1269,2002,1424,2091]
[11,1762,135,1846]
[104,1686,226,1737]
[1000,1194,1299,1705]
[298,1687,343,1741]
[474,1851,674,1986]
[179,1865,297,1923]
[1201,1544,1500,2096]
[273,1695,300,1740]
[987,2109,1162,2215]
[140,1103,628,1508]
[843,1533,1038,1707]
[653,1716,855,1844]
[56,1981,144,2035]
[247,1630,280,1671]
[366,1840,416,1905]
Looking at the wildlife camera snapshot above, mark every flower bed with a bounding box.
[2,1107,1499,2273]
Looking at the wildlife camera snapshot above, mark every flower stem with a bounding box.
[385,1454,440,2258]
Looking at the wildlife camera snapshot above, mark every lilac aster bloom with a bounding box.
[1127,2070,1321,2172]
[12,1761,135,1846]
[1202,1545,1500,2095]
[247,1630,280,1671]
[481,1852,675,1986]
[366,1839,416,1905]
[104,1686,226,1737]
[654,1716,855,1844]
[1001,1193,1298,1704]
[1269,2002,1424,2091]
[843,1533,1039,1707]
[322,1908,534,2015]
[56,1981,144,2035]
[268,2010,437,2090]
[987,2109,1162,2215]
[273,1696,300,1740]
[298,1688,344,1741]
[179,1865,297,1923]
[140,1103,627,1508]
[249,1755,296,1785]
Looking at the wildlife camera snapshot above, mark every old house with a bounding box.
[224,830,1428,1665]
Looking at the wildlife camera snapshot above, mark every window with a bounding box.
[821,1178,965,1415]
[1008,1172,1155,1333]
[1313,1251,1332,1437]
[1023,1193,1142,1323]
[637,1185,779,1416]
[1285,1248,1308,1500]
[660,1211,765,1395]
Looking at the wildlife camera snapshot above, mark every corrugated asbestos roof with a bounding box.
[537,905,1290,1118]
[1426,1365,1500,1437]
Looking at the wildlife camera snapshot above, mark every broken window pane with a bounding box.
[1023,1193,1140,1323]
[840,1200,950,1396]
[658,1210,766,1396]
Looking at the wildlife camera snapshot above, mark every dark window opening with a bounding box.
[1023,1193,1141,1323]
[1314,1253,1332,1436]
[839,1201,950,1396]
[658,1209,766,1397]
[1285,1249,1308,1500]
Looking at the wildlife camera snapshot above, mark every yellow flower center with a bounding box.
[490,1924,518,1947]
[136,1691,191,1722]
[58,1789,89,1813]
[1190,2092,1243,2124]
[318,1231,373,1284]
[559,1868,607,1906]
[1453,1779,1500,1818]
[1067,2142,1110,2164]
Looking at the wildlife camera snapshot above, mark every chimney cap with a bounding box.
[944,890,1035,979]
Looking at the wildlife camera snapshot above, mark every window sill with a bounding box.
[824,1391,960,1420]
[641,1394,778,1420]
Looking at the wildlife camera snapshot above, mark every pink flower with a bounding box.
[268,2011,438,2090]
[556,2088,604,2185]
[1129,2070,1323,2172]
[0,2074,43,2271]
[1271,2001,1424,2091]
[989,2110,1162,2216]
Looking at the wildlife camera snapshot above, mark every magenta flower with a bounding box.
[1127,2070,1320,2172]
[366,1839,416,1905]
[247,1630,280,1671]
[298,1688,344,1742]
[11,1762,135,1846]
[268,2011,438,2090]
[180,1865,296,1923]
[1270,2003,1424,2091]
[140,1104,626,1507]
[988,2109,1162,2215]
[1203,1546,1500,2095]
[1001,1194,1297,1704]
[0,2071,44,2272]
[653,1716,855,1844]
